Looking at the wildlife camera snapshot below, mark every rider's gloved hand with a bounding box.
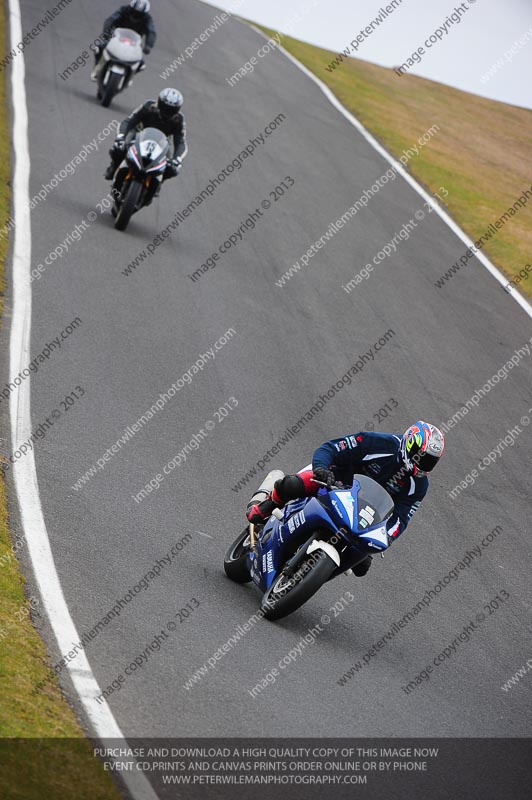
[313,467,336,488]
[166,158,181,178]
[114,134,126,152]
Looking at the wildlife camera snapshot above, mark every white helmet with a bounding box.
[158,87,183,117]
[400,421,445,476]
[130,0,150,13]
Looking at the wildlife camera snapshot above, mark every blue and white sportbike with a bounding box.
[224,469,394,620]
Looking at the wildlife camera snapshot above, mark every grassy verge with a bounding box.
[0,4,120,799]
[257,25,532,297]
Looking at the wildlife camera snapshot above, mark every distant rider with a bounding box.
[105,88,187,183]
[246,421,445,576]
[91,0,157,79]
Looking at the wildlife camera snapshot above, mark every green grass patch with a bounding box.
[257,25,532,297]
[0,5,120,798]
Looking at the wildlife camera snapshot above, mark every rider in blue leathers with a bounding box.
[247,421,445,576]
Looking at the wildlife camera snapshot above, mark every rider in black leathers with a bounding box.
[105,89,187,183]
[92,0,157,77]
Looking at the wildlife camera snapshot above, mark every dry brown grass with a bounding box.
[259,27,532,294]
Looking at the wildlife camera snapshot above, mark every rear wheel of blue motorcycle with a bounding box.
[224,529,252,583]
[260,551,336,621]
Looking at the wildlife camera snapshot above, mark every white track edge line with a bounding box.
[233,14,532,320]
[7,2,159,797]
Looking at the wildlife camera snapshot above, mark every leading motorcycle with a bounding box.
[95,28,144,108]
[111,127,170,231]
[224,470,394,620]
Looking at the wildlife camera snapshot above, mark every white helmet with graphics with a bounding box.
[400,421,445,476]
[130,0,151,14]
[158,87,183,118]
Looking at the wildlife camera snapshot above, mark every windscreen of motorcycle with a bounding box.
[107,28,143,62]
[330,475,393,534]
[353,474,394,528]
[136,128,169,164]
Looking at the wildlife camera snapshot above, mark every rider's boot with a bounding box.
[246,490,282,524]
[91,51,102,81]
[352,555,372,577]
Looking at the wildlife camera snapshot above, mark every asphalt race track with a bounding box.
[6,0,532,772]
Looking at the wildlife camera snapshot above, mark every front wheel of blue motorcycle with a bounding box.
[260,551,337,621]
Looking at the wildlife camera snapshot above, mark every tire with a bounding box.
[224,528,252,583]
[114,180,143,231]
[260,549,336,621]
[100,71,121,107]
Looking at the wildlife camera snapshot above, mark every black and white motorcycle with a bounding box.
[111,127,172,231]
[94,28,144,108]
